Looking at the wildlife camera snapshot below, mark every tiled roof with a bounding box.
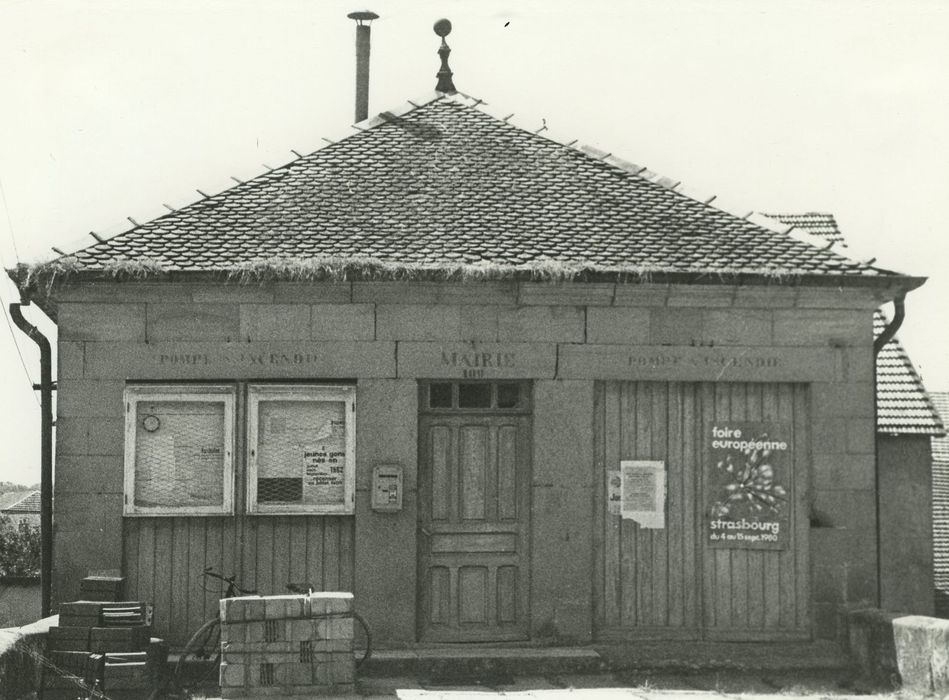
[764,213,846,244]
[51,93,891,280]
[932,392,949,612]
[0,490,39,513]
[934,393,949,463]
[875,312,945,436]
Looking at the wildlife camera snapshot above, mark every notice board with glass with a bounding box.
[123,385,235,516]
[247,384,356,515]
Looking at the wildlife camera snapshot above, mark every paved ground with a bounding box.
[347,668,906,699]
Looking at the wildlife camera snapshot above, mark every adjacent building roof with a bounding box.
[0,490,39,514]
[23,92,903,286]
[763,212,943,437]
[875,313,945,436]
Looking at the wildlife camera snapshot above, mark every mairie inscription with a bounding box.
[440,350,516,379]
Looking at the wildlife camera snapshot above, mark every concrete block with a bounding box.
[311,592,354,615]
[59,341,85,378]
[613,284,670,307]
[530,485,594,642]
[795,287,879,310]
[59,303,146,342]
[354,490,417,644]
[665,285,733,307]
[55,455,123,495]
[497,306,584,342]
[376,304,462,340]
[773,309,871,347]
[310,304,375,340]
[892,615,949,694]
[812,382,875,418]
[811,418,848,455]
[353,281,517,306]
[732,286,796,309]
[533,380,594,486]
[397,342,557,379]
[240,304,311,341]
[813,453,875,490]
[88,420,125,456]
[843,345,874,382]
[83,341,396,379]
[459,306,499,340]
[846,419,875,454]
[147,303,240,341]
[219,661,246,688]
[355,379,417,490]
[53,282,192,304]
[517,283,614,306]
[812,490,876,529]
[585,307,650,344]
[649,308,704,345]
[191,285,274,303]
[271,282,352,304]
[57,380,125,418]
[704,309,772,345]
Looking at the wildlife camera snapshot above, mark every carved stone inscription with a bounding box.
[398,343,556,379]
[158,351,335,367]
[558,344,837,381]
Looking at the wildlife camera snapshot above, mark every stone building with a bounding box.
[9,78,931,650]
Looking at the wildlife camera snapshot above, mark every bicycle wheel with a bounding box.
[353,610,372,668]
[173,617,222,690]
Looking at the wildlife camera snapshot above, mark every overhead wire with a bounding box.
[0,180,40,406]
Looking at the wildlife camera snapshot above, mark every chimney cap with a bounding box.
[347,10,379,23]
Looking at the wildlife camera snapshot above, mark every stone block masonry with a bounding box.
[219,592,354,698]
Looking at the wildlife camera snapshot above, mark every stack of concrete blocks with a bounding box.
[42,600,165,700]
[219,592,354,698]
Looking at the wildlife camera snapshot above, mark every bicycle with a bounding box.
[172,567,257,692]
[170,568,372,695]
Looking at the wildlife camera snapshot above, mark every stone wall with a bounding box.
[52,279,884,641]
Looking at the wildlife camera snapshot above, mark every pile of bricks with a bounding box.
[41,599,166,700]
[219,592,354,698]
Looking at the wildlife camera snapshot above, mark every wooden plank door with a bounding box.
[418,412,531,642]
[594,381,810,641]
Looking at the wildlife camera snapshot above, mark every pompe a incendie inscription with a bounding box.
[706,422,790,550]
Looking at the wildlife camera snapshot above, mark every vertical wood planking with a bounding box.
[460,426,487,521]
[592,383,605,629]
[323,518,341,590]
[603,382,622,626]
[650,383,669,627]
[666,383,684,628]
[339,516,355,591]
[793,385,811,630]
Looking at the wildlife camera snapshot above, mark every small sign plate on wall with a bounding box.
[620,460,666,529]
[372,465,403,512]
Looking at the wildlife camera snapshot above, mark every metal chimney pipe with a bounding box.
[348,11,379,123]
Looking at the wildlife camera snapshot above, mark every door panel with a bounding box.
[594,381,810,641]
[419,413,531,641]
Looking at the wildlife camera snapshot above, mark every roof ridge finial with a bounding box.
[434,18,456,93]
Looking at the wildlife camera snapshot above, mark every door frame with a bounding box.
[416,380,533,642]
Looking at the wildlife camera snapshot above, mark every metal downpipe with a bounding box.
[9,301,53,617]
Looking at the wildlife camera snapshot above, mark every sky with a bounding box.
[0,0,947,484]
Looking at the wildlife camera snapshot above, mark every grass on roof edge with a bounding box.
[6,255,806,301]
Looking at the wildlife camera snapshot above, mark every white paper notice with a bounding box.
[620,460,666,529]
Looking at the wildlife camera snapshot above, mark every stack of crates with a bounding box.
[219,592,354,698]
[42,600,166,700]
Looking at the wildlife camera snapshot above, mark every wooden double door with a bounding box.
[417,381,532,642]
[593,381,811,641]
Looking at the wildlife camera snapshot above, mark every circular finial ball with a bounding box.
[434,18,452,37]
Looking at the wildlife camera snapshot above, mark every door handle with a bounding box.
[420,527,432,538]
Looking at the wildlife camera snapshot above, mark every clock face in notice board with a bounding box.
[142,415,161,432]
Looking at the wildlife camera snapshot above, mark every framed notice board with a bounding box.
[246,384,356,515]
[123,385,235,516]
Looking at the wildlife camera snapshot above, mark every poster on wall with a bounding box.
[606,470,622,516]
[707,422,791,550]
[620,460,665,529]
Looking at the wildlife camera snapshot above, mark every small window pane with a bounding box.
[496,383,520,408]
[134,400,226,509]
[257,400,346,507]
[458,383,491,408]
[429,383,453,408]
